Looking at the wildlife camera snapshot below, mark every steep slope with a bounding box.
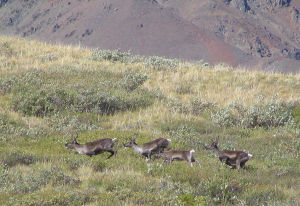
[160,0,300,72]
[0,0,299,72]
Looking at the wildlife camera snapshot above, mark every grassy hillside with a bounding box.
[0,36,300,206]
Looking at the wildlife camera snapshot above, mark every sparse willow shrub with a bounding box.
[89,159,107,172]
[178,194,207,206]
[37,53,58,62]
[64,157,88,170]
[0,165,9,188]
[211,98,298,128]
[11,82,155,117]
[46,113,100,132]
[166,124,205,150]
[198,176,243,205]
[192,59,211,68]
[211,107,238,128]
[0,41,15,57]
[245,188,286,206]
[191,98,216,115]
[0,77,18,95]
[166,98,190,114]
[91,49,131,63]
[2,166,79,195]
[0,113,47,139]
[75,88,154,114]
[175,82,193,94]
[39,166,80,186]
[9,189,94,206]
[119,71,149,91]
[12,87,76,117]
[0,113,23,134]
[151,88,165,101]
[0,152,37,167]
[159,119,214,136]
[0,70,51,95]
[292,104,300,125]
[143,56,179,71]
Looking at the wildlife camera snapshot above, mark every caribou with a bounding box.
[155,149,200,167]
[65,133,117,159]
[123,134,171,159]
[204,136,252,169]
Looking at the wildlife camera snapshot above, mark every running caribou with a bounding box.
[65,133,117,159]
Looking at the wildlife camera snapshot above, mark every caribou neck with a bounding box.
[131,144,144,154]
[212,146,223,157]
[73,143,87,154]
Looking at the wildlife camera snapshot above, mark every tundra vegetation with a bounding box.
[0,36,300,205]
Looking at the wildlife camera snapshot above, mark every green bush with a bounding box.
[12,87,75,117]
[1,166,79,195]
[191,98,216,115]
[0,152,37,167]
[119,71,149,91]
[5,69,155,117]
[46,113,100,132]
[292,104,300,125]
[245,188,286,205]
[8,189,94,206]
[0,42,15,57]
[211,99,298,128]
[0,77,18,95]
[143,56,179,71]
[178,194,207,206]
[91,49,131,63]
[0,113,46,139]
[75,88,154,114]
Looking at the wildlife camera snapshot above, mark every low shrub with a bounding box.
[0,152,37,167]
[211,98,298,128]
[292,104,300,125]
[191,98,216,115]
[0,77,18,95]
[75,88,154,114]
[119,71,149,91]
[0,113,47,139]
[143,56,179,71]
[1,166,79,195]
[178,194,207,206]
[91,49,131,63]
[4,69,155,117]
[12,87,75,117]
[166,98,190,114]
[0,42,15,57]
[9,189,94,206]
[245,188,286,205]
[46,113,101,132]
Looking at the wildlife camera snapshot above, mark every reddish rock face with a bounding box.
[0,0,299,73]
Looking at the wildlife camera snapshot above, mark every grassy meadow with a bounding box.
[0,35,300,205]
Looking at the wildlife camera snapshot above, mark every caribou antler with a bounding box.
[73,132,79,142]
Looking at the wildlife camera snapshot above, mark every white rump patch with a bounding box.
[112,138,117,142]
[167,139,171,142]
[248,153,253,158]
[190,149,195,153]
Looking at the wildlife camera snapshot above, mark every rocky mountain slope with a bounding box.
[0,0,299,73]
